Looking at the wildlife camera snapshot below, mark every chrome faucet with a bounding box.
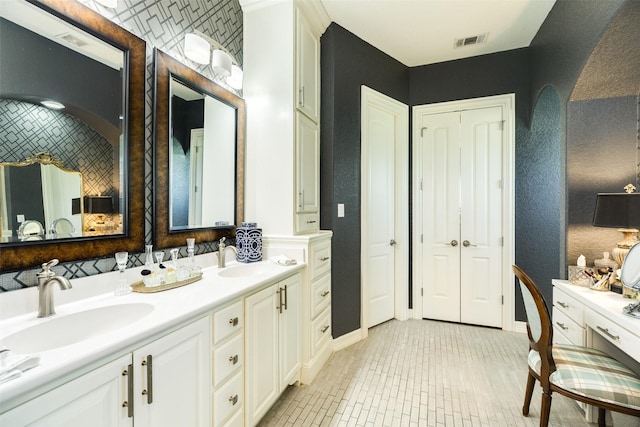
[37,259,72,318]
[218,237,238,268]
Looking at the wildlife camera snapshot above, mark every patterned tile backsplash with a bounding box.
[0,0,242,291]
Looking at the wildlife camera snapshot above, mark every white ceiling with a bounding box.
[319,0,556,67]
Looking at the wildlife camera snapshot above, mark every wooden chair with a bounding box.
[512,265,640,427]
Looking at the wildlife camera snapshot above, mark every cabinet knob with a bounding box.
[229,317,239,326]
[321,290,330,297]
[321,325,330,333]
[229,394,239,406]
[229,354,239,365]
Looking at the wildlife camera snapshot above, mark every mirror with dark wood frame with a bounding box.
[153,49,245,249]
[0,0,146,271]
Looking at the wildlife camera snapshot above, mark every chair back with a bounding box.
[513,265,556,377]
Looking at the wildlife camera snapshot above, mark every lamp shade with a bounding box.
[184,33,211,65]
[592,193,640,228]
[211,49,232,77]
[84,196,114,214]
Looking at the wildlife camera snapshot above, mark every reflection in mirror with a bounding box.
[154,49,245,249]
[1,153,83,242]
[0,0,146,272]
[621,243,640,289]
[170,78,236,229]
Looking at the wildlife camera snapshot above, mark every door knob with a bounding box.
[450,240,458,247]
[462,240,477,247]
[390,239,397,246]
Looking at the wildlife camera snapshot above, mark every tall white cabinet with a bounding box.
[241,0,329,235]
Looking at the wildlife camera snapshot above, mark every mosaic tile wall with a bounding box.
[0,0,242,291]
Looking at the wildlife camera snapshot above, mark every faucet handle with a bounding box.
[219,237,227,249]
[37,259,59,280]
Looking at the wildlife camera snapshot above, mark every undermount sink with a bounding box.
[217,263,270,278]
[0,303,154,354]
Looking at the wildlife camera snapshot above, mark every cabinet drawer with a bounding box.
[311,274,331,318]
[552,307,584,345]
[213,334,243,387]
[222,408,243,427]
[311,306,332,356]
[310,241,331,279]
[585,307,637,358]
[212,301,243,345]
[553,286,584,325]
[214,372,243,426]
[296,212,319,234]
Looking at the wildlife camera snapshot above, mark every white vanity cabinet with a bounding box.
[552,285,585,345]
[132,316,210,427]
[0,316,210,427]
[0,354,132,426]
[242,0,328,236]
[245,272,301,426]
[211,300,244,427]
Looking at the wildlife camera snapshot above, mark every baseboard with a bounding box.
[300,343,332,384]
[332,328,364,352]
[513,320,527,334]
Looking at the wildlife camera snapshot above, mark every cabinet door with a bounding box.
[133,317,210,427]
[295,112,319,216]
[295,8,319,122]
[0,355,132,427]
[279,273,301,390]
[245,284,279,426]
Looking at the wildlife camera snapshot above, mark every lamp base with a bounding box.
[611,228,639,267]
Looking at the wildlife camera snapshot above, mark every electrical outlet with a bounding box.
[338,204,345,218]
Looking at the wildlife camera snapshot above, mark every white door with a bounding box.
[189,128,204,227]
[361,86,409,329]
[417,105,504,328]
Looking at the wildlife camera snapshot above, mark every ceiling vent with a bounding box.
[454,33,488,48]
[57,33,88,48]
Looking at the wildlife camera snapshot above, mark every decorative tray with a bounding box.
[131,273,203,293]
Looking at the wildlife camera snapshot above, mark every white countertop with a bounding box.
[0,256,304,412]
[552,279,639,336]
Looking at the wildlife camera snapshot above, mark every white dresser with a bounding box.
[552,280,640,425]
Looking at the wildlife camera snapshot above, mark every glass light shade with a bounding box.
[184,33,211,65]
[211,49,232,77]
[227,65,243,90]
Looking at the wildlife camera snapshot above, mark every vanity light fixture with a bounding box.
[184,33,211,65]
[592,183,640,267]
[40,100,65,110]
[184,30,241,87]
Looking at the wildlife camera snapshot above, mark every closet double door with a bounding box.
[415,105,504,328]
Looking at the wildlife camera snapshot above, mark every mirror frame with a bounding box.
[153,49,245,249]
[1,0,146,271]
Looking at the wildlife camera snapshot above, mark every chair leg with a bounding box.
[523,372,536,416]
[539,390,552,427]
[597,408,606,427]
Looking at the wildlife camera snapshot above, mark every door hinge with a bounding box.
[420,234,423,244]
[500,236,504,247]
[421,288,423,297]
[421,127,428,137]
[499,120,504,131]
[420,179,423,191]
[501,295,504,305]
[499,179,504,189]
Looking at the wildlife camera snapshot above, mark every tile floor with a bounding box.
[258,319,595,427]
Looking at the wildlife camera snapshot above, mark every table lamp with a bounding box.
[592,184,640,267]
[84,196,114,229]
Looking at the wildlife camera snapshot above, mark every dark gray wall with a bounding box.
[321,0,639,334]
[320,23,409,338]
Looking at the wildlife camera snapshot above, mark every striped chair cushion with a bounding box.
[528,344,640,411]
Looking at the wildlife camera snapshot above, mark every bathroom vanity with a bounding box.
[0,257,308,426]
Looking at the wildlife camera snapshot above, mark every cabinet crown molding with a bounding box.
[240,0,330,35]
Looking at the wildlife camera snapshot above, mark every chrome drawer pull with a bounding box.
[229,354,239,365]
[229,317,239,327]
[557,301,569,309]
[306,220,317,224]
[320,256,330,261]
[123,364,134,418]
[596,326,620,340]
[229,394,239,406]
[555,322,568,331]
[320,290,330,297]
[321,325,330,333]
